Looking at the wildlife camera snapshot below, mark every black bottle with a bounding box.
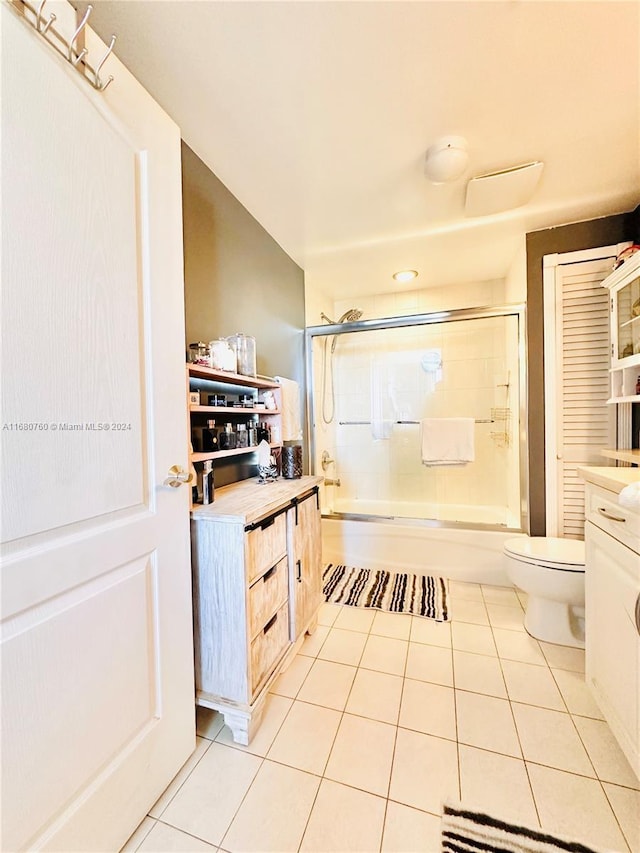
[202,419,219,452]
[219,422,237,450]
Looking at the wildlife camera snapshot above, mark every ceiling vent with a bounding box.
[465,161,544,217]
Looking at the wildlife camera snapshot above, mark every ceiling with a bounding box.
[88,1,640,299]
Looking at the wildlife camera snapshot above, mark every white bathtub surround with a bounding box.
[323,517,525,586]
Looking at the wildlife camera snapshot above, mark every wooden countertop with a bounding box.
[191,475,324,525]
[578,466,640,495]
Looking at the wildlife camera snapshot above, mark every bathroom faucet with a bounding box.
[324,477,341,487]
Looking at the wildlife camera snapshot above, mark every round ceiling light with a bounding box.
[424,135,469,184]
[392,270,419,282]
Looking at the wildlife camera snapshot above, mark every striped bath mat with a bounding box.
[322,563,449,621]
[441,802,608,853]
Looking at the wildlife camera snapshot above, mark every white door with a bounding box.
[543,247,626,538]
[1,3,194,850]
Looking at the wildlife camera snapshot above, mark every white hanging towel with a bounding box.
[274,376,302,441]
[420,418,475,466]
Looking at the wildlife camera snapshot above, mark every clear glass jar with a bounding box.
[209,338,236,372]
[226,333,256,377]
[187,342,209,364]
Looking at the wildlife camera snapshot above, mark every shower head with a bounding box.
[320,308,363,324]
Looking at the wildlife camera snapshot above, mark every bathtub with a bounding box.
[322,515,525,586]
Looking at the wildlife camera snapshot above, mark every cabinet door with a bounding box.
[291,491,323,638]
[585,521,640,778]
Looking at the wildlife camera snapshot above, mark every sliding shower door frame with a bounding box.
[305,304,529,533]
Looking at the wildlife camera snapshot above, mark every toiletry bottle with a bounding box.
[219,422,237,450]
[236,423,249,448]
[202,419,219,452]
[198,460,214,505]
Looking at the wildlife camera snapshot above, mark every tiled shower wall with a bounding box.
[312,308,521,526]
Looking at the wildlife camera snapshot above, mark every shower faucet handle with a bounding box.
[321,450,334,471]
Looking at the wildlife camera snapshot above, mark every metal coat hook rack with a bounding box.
[11,0,116,92]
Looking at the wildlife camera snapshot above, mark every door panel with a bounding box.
[1,3,194,850]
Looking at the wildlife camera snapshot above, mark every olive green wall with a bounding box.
[526,207,639,535]
[182,142,306,484]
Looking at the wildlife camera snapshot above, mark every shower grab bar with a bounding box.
[338,419,494,425]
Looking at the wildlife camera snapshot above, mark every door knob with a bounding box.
[164,465,194,488]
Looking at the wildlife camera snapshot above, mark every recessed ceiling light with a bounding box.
[393,270,418,283]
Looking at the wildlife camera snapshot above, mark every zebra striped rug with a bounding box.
[322,563,449,621]
[441,802,607,853]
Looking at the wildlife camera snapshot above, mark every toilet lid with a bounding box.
[504,537,585,570]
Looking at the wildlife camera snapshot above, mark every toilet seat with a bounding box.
[504,537,585,572]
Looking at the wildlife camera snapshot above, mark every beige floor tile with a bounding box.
[451,622,497,656]
[317,627,367,666]
[486,603,526,632]
[150,737,212,818]
[400,678,457,740]
[481,585,521,607]
[512,703,593,776]
[573,716,639,789]
[221,760,320,853]
[296,658,357,711]
[389,728,459,814]
[493,628,545,665]
[501,659,565,711]
[538,641,585,673]
[410,616,452,648]
[270,653,314,699]
[266,700,341,775]
[299,624,330,657]
[381,801,442,853]
[196,707,226,741]
[603,783,640,853]
[138,822,217,852]
[332,605,376,634]
[317,602,341,627]
[451,599,490,626]
[345,668,403,724]
[458,745,539,827]
[216,694,292,757]
[121,817,156,851]
[453,651,507,698]
[405,642,453,686]
[300,779,386,853]
[360,634,408,676]
[551,669,604,719]
[528,763,628,853]
[448,581,484,601]
[371,610,413,640]
[456,691,521,757]
[161,743,261,846]
[325,713,396,797]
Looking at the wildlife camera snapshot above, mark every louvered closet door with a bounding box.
[547,257,616,538]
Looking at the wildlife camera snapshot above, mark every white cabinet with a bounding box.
[602,251,640,404]
[191,476,323,744]
[584,481,640,780]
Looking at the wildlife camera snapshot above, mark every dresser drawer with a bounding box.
[251,601,290,694]
[586,484,640,555]
[248,556,289,640]
[246,511,287,583]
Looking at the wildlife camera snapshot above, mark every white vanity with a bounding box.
[580,466,640,781]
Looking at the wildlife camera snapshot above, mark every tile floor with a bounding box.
[123,582,640,853]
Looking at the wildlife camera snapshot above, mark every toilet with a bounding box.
[504,537,586,648]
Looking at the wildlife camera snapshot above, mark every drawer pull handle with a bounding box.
[635,593,640,637]
[297,559,302,583]
[263,565,277,583]
[597,507,626,523]
[263,613,278,634]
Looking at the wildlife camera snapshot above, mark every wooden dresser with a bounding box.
[190,475,323,744]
